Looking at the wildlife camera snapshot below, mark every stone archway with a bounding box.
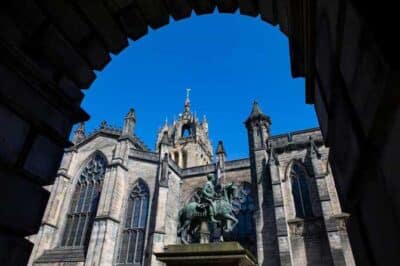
[0,1,399,265]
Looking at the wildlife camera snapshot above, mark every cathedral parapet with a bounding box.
[269,128,324,153]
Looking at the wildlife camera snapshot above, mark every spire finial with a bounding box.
[72,122,86,144]
[186,88,191,103]
[100,120,107,129]
[183,88,192,116]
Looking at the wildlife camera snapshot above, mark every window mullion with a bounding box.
[73,182,89,246]
[80,181,96,246]
[296,178,306,218]
[125,198,136,263]
[133,197,143,263]
[62,214,73,246]
[65,215,75,246]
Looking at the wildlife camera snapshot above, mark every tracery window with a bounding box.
[117,180,149,265]
[290,162,314,218]
[60,153,107,247]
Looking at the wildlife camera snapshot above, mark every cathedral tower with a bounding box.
[156,89,213,168]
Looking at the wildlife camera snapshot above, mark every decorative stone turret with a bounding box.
[245,101,271,151]
[245,101,271,265]
[122,108,136,136]
[72,122,86,144]
[202,115,209,135]
[159,131,171,158]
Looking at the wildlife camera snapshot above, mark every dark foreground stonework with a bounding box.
[155,242,257,266]
[0,0,399,265]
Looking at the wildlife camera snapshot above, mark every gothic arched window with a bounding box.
[117,180,149,265]
[60,153,107,247]
[290,162,314,218]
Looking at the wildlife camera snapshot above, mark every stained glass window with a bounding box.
[117,180,149,265]
[291,162,314,218]
[61,153,107,247]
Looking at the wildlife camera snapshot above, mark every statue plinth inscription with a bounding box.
[154,242,257,266]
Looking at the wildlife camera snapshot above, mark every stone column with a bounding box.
[309,139,355,265]
[268,147,292,265]
[253,150,267,265]
[178,151,183,168]
[149,146,171,266]
[287,218,307,265]
[28,151,75,265]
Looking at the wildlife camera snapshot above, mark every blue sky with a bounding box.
[81,12,318,160]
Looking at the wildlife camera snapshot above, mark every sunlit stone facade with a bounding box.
[28,98,355,266]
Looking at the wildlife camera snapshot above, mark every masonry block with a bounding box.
[73,0,128,54]
[35,25,96,89]
[79,35,112,70]
[0,172,49,235]
[4,0,46,39]
[136,0,170,29]
[346,36,387,136]
[23,134,65,185]
[38,0,91,44]
[0,13,25,48]
[216,0,238,13]
[0,64,73,139]
[313,78,329,143]
[0,234,33,266]
[238,0,258,17]
[119,4,149,41]
[276,0,289,35]
[189,0,216,15]
[165,0,192,20]
[258,0,277,25]
[0,105,30,165]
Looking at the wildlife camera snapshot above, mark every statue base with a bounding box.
[154,242,256,266]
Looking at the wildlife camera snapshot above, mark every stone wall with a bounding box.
[1,1,399,264]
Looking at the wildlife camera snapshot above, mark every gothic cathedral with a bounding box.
[28,95,355,266]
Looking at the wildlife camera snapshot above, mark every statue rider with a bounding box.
[201,174,219,224]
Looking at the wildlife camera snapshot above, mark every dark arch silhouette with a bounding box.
[0,1,399,265]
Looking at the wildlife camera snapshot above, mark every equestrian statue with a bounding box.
[177,174,239,244]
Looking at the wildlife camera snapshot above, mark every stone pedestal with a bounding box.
[154,242,257,266]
